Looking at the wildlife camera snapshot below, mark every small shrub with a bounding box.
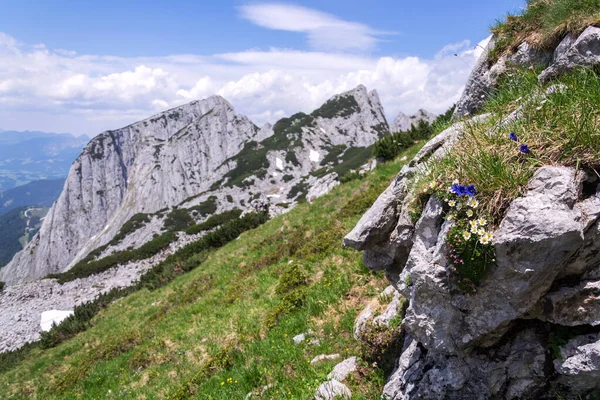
[49,232,177,283]
[275,264,308,295]
[372,127,420,161]
[265,287,308,329]
[188,196,218,216]
[164,208,194,232]
[185,209,242,235]
[340,171,363,183]
[111,213,150,245]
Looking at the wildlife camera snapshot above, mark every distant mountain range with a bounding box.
[0,179,65,216]
[0,130,89,190]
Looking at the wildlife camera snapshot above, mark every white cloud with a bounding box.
[177,76,214,99]
[238,3,392,52]
[0,31,488,135]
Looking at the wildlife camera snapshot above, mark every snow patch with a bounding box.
[40,310,74,332]
[276,157,284,170]
[310,150,320,162]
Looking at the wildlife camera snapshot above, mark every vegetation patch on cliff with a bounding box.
[185,209,242,235]
[311,94,360,119]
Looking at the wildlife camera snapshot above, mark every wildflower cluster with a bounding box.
[220,377,238,386]
[426,179,495,294]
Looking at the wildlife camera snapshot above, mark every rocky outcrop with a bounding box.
[344,115,489,280]
[314,357,358,400]
[314,380,352,400]
[553,333,600,393]
[539,26,600,83]
[1,85,388,285]
[455,25,600,119]
[383,327,549,400]
[307,173,340,203]
[454,38,553,118]
[354,286,405,340]
[390,109,436,133]
[346,126,600,398]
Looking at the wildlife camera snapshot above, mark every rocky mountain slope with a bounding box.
[389,109,436,133]
[0,85,388,285]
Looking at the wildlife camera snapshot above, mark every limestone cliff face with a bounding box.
[1,85,388,285]
[0,96,259,284]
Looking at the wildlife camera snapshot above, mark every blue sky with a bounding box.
[0,0,525,135]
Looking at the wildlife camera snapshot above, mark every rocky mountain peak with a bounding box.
[390,108,436,133]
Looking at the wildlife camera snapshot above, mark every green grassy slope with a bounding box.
[0,144,424,399]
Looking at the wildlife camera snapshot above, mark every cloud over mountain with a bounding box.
[0,23,489,135]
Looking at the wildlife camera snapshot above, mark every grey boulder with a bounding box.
[539,26,600,83]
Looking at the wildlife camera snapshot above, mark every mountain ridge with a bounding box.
[0,85,389,285]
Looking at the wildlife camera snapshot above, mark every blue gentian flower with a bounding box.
[451,184,461,195]
[519,144,531,154]
[465,185,476,197]
[509,132,519,142]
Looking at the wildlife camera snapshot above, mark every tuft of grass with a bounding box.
[419,67,600,225]
[489,0,600,63]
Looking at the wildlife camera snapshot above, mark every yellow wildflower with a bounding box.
[466,209,474,217]
[478,228,486,236]
[480,235,490,244]
[470,226,478,234]
[448,200,456,207]
[429,182,437,189]
[477,218,487,226]
[463,231,471,240]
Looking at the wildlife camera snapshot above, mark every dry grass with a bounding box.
[490,0,600,62]
[413,67,600,225]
